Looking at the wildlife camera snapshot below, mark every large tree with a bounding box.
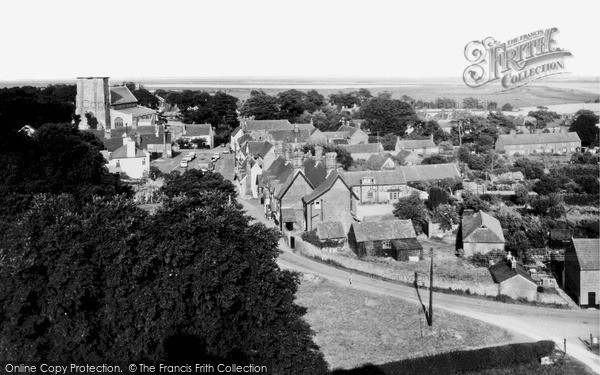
[360,97,418,136]
[239,90,280,120]
[569,109,599,147]
[0,179,328,374]
[392,192,429,234]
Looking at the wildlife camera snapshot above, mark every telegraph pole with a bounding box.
[429,246,434,326]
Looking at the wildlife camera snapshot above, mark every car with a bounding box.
[222,149,230,154]
[212,153,220,160]
[211,156,218,162]
[187,152,196,160]
[180,160,188,168]
[221,143,226,148]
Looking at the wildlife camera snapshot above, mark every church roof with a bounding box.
[111,106,156,117]
[110,86,138,105]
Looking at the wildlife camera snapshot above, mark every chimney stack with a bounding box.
[126,139,136,158]
[314,145,323,162]
[274,141,284,159]
[293,151,304,173]
[294,123,299,133]
[284,143,293,161]
[325,152,337,175]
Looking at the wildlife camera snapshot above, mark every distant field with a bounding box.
[295,276,514,370]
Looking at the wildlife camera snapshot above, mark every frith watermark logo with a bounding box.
[463,27,572,90]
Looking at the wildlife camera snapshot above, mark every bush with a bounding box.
[332,341,555,375]
[300,230,340,249]
[562,193,599,206]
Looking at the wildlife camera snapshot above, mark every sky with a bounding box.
[0,0,598,81]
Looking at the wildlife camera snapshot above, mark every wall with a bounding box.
[579,270,600,306]
[280,173,313,212]
[108,155,149,179]
[76,77,111,129]
[307,178,355,233]
[463,242,504,257]
[499,276,538,301]
[109,109,133,129]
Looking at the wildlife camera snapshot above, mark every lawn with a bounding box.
[295,275,514,370]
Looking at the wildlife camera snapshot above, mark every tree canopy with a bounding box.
[360,97,418,136]
[569,109,599,147]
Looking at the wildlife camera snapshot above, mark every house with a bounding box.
[322,131,351,144]
[366,154,395,170]
[180,123,214,149]
[339,143,383,160]
[337,124,369,144]
[489,255,538,301]
[104,138,150,179]
[75,77,157,131]
[495,132,581,156]
[400,163,462,185]
[303,170,358,235]
[348,220,422,261]
[460,210,505,256]
[395,136,439,155]
[564,238,600,307]
[243,141,275,169]
[109,125,172,158]
[235,156,263,199]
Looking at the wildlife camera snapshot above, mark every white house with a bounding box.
[105,138,150,179]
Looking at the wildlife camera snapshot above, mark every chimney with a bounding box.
[325,152,337,175]
[182,124,187,136]
[462,209,475,217]
[135,133,141,147]
[511,258,517,269]
[274,141,284,159]
[430,134,434,142]
[310,117,314,126]
[293,153,304,173]
[294,123,299,133]
[126,139,136,158]
[314,145,323,162]
[284,144,292,161]
[155,124,159,137]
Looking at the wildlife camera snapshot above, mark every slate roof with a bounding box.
[322,131,351,139]
[274,170,311,200]
[401,163,461,182]
[462,211,505,243]
[267,129,313,143]
[103,138,125,152]
[316,221,346,240]
[351,219,416,243]
[244,119,293,130]
[396,139,437,149]
[140,131,171,149]
[246,141,273,158]
[340,143,382,154]
[184,124,212,137]
[110,86,138,105]
[497,132,581,146]
[570,238,600,270]
[237,134,252,148]
[341,170,407,186]
[111,144,146,158]
[489,259,536,285]
[303,158,327,188]
[303,170,357,204]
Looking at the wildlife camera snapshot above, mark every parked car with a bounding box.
[222,149,230,154]
[180,160,188,168]
[212,152,220,159]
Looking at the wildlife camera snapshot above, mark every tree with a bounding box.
[432,204,458,232]
[239,90,280,120]
[569,110,600,147]
[532,174,562,195]
[501,103,513,112]
[160,168,236,204]
[122,81,136,91]
[393,192,429,234]
[528,109,560,129]
[132,88,160,109]
[512,158,544,180]
[360,97,418,136]
[460,191,490,213]
[0,190,328,374]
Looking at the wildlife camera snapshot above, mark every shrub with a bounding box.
[300,230,340,249]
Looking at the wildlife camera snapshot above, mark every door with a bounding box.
[589,292,596,307]
[290,236,295,249]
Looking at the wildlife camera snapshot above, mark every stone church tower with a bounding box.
[75,77,111,130]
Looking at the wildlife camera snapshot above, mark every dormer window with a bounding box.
[362,178,375,184]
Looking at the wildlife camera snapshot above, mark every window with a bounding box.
[382,240,391,249]
[389,192,399,200]
[115,160,120,167]
[114,117,124,127]
[142,159,146,165]
[314,201,321,210]
[366,191,373,198]
[362,178,375,184]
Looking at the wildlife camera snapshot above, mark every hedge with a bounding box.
[562,194,599,206]
[332,340,556,375]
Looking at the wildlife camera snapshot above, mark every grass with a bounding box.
[295,276,514,370]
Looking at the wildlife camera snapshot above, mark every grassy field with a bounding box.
[295,275,514,370]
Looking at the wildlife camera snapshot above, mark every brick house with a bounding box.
[348,220,422,261]
[460,210,505,256]
[489,256,538,301]
[302,170,358,235]
[564,238,600,307]
[495,132,581,156]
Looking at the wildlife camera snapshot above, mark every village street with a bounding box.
[237,198,600,374]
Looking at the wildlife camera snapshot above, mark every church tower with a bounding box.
[75,77,111,130]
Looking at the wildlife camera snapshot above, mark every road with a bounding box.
[151,146,234,176]
[237,198,600,373]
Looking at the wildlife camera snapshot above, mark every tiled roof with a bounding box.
[274,170,311,200]
[391,238,423,251]
[303,158,327,188]
[103,138,124,152]
[247,141,273,158]
[316,221,346,240]
[112,106,156,117]
[238,134,252,148]
[571,238,600,270]
[367,154,393,169]
[267,129,313,143]
[351,219,416,243]
[322,131,351,139]
[396,139,436,149]
[332,139,349,145]
[489,259,536,285]
[184,124,212,137]
[303,170,357,204]
[462,211,505,243]
[231,126,242,137]
[111,144,146,158]
[401,163,461,182]
[140,132,171,149]
[244,119,293,130]
[341,170,407,187]
[110,86,138,105]
[340,143,382,154]
[337,125,359,136]
[497,132,581,145]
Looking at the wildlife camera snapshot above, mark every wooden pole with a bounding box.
[429,246,434,326]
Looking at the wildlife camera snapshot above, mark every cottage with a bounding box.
[564,238,600,307]
[495,132,581,156]
[460,210,505,256]
[339,143,383,160]
[180,123,214,149]
[395,136,439,155]
[348,220,422,261]
[337,124,369,144]
[315,221,347,247]
[366,154,395,170]
[303,170,358,234]
[104,138,150,179]
[489,256,538,301]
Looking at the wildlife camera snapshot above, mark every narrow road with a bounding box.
[238,198,600,373]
